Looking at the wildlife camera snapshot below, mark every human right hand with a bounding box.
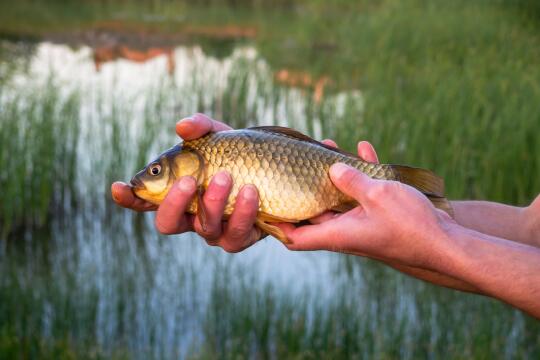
[278,164,453,266]
[274,162,482,293]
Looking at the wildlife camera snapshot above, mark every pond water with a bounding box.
[5,41,354,291]
[0,37,537,359]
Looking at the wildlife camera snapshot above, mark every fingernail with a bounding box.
[212,171,230,187]
[111,182,125,201]
[330,163,351,179]
[178,177,195,193]
[178,117,195,126]
[322,139,336,147]
[242,184,258,201]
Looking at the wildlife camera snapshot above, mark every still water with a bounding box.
[0,40,533,358]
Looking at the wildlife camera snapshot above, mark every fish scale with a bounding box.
[184,129,398,220]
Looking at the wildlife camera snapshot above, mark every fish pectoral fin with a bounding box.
[196,185,209,232]
[257,212,291,223]
[255,218,291,245]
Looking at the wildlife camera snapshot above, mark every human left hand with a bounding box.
[111,114,262,252]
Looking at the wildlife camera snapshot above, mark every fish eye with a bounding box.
[148,163,161,176]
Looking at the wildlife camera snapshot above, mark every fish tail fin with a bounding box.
[390,165,454,217]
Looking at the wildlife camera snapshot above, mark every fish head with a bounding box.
[130,144,203,205]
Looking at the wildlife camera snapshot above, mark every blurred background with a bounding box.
[1,0,539,358]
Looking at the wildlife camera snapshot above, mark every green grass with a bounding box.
[1,0,540,358]
[0,82,79,237]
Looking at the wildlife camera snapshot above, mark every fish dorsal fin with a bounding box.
[248,126,360,159]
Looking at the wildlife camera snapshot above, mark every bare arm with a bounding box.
[390,188,540,292]
[383,262,480,293]
[452,196,540,247]
[438,224,540,318]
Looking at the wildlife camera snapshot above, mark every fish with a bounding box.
[130,126,452,243]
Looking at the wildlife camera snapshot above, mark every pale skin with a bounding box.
[111,113,540,319]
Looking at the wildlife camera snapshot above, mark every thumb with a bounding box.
[329,163,374,204]
[176,115,213,140]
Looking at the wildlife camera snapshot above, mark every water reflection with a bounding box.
[274,69,331,103]
[94,45,176,73]
[0,41,366,356]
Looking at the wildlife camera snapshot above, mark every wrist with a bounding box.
[426,218,470,276]
[412,216,461,273]
[522,200,540,246]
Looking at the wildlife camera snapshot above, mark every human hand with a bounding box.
[111,113,262,252]
[308,139,379,224]
[277,163,453,269]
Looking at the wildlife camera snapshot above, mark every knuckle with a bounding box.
[199,229,220,241]
[367,181,399,201]
[205,188,229,203]
[220,242,242,253]
[366,183,387,200]
[196,223,221,241]
[342,170,362,191]
[226,225,249,242]
[386,180,402,194]
[154,217,176,235]
[205,239,220,247]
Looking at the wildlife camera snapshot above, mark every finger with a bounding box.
[176,113,232,140]
[321,139,338,148]
[193,171,232,242]
[313,138,339,224]
[329,163,375,204]
[154,177,197,234]
[275,222,339,251]
[111,182,157,212]
[357,141,379,164]
[220,185,261,252]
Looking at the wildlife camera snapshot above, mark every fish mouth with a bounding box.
[130,176,145,190]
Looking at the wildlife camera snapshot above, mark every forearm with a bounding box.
[437,223,540,318]
[346,250,482,294]
[385,262,481,294]
[451,200,537,246]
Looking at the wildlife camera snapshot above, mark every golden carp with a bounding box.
[130,127,452,243]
